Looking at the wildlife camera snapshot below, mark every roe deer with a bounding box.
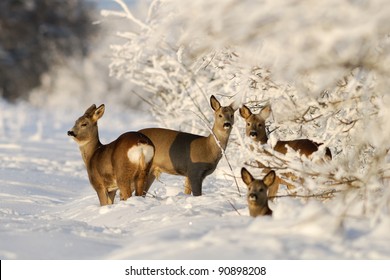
[139,95,238,196]
[239,104,331,198]
[241,167,275,217]
[67,104,154,206]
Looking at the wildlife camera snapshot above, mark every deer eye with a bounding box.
[81,123,88,127]
[219,114,223,118]
[247,123,250,127]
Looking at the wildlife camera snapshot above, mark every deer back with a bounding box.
[88,132,154,179]
[274,139,321,156]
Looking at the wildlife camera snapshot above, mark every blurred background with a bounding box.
[0,0,140,110]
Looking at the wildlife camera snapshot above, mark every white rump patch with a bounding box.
[127,144,154,164]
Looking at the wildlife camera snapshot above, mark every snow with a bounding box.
[1,100,389,260]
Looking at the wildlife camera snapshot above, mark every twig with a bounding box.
[268,189,340,200]
[202,51,217,70]
[132,90,154,107]
[227,200,241,216]
[144,191,159,199]
[181,83,210,124]
[224,153,242,196]
[114,0,151,31]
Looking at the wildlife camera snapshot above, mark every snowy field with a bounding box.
[1,100,389,260]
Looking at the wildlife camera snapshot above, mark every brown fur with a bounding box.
[241,168,275,217]
[139,95,238,196]
[68,104,155,206]
[239,104,332,198]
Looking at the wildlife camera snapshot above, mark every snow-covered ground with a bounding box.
[1,100,389,260]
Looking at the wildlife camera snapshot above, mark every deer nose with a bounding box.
[223,122,232,129]
[249,131,257,138]
[67,131,76,137]
[249,193,258,201]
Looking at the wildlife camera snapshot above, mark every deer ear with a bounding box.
[241,167,254,186]
[210,95,221,111]
[92,104,105,122]
[263,170,276,187]
[84,104,97,116]
[239,105,252,119]
[259,105,271,119]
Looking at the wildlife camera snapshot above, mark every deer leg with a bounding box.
[96,188,109,206]
[108,190,117,204]
[118,184,132,200]
[186,173,203,196]
[114,163,135,201]
[184,177,192,195]
[143,169,156,196]
[135,171,148,196]
[134,174,142,196]
[134,157,152,196]
[117,176,132,201]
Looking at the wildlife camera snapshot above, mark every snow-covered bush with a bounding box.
[104,0,390,222]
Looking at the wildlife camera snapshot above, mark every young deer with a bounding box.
[241,167,275,217]
[239,104,331,198]
[67,104,155,206]
[139,95,238,196]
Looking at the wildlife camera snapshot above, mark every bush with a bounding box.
[104,0,390,223]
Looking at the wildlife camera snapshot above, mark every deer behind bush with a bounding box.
[241,167,275,217]
[240,104,331,198]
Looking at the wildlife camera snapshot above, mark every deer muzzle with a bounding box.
[67,130,76,137]
[248,193,258,201]
[223,122,232,130]
[249,131,258,138]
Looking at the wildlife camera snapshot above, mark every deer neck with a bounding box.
[250,204,272,217]
[79,135,102,166]
[259,134,268,145]
[261,205,272,216]
[207,124,231,156]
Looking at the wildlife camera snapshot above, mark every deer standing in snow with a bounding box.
[139,95,238,196]
[68,104,155,206]
[241,167,275,217]
[239,104,332,198]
